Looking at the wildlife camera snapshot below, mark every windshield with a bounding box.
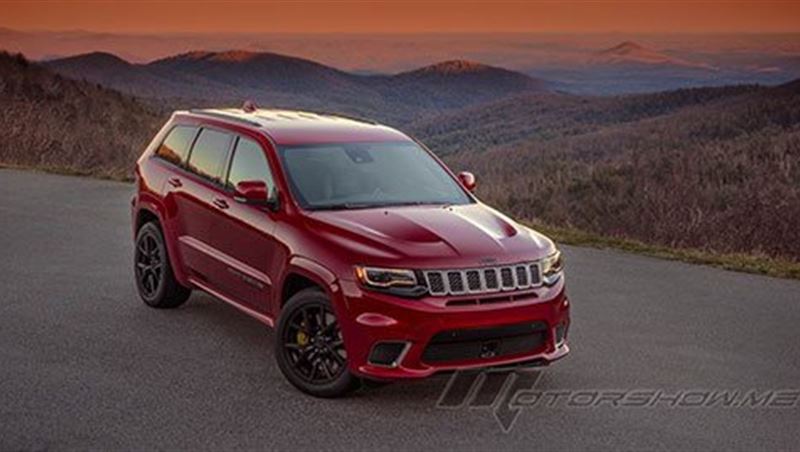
[277,141,473,210]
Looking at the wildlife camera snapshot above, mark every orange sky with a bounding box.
[1,1,799,34]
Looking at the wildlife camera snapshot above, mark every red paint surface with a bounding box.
[132,109,570,379]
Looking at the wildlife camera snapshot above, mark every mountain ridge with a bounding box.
[44,50,549,121]
[404,59,506,74]
[590,40,718,71]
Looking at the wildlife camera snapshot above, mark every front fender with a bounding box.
[277,256,342,311]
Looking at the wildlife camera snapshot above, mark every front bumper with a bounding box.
[334,278,571,380]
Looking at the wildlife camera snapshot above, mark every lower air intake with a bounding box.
[421,322,548,364]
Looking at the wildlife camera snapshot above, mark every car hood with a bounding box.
[305,203,555,267]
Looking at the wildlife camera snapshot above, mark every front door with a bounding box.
[210,136,282,316]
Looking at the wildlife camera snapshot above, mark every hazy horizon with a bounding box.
[3,28,799,72]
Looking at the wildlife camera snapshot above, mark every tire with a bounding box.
[276,288,361,397]
[134,221,191,309]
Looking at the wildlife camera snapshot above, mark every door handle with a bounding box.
[167,177,182,188]
[212,198,229,210]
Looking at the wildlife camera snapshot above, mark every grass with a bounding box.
[525,221,800,281]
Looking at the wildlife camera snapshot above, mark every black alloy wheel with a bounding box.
[135,228,163,299]
[276,288,360,397]
[282,302,347,384]
[134,222,191,308]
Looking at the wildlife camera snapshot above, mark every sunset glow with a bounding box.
[2,0,799,34]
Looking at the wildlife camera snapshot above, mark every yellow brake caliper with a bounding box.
[296,327,309,347]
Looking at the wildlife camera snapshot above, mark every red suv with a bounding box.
[132,107,570,397]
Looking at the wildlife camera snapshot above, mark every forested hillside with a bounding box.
[0,52,164,178]
[410,85,762,154]
[442,82,800,259]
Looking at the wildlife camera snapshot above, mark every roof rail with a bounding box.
[313,110,379,125]
[188,109,262,128]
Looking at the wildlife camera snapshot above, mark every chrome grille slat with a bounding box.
[426,272,446,295]
[529,263,541,286]
[484,268,499,291]
[423,262,543,297]
[500,267,515,290]
[465,270,482,293]
[516,265,530,289]
[447,270,465,295]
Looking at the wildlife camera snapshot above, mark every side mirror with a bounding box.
[234,180,280,211]
[457,171,477,192]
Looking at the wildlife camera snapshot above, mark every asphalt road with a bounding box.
[1,168,799,451]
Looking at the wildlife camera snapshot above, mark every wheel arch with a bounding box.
[133,202,189,287]
[278,257,340,311]
[135,207,161,232]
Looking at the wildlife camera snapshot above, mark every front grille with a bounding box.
[422,322,548,364]
[423,262,542,297]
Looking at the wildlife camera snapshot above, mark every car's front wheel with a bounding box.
[275,288,360,397]
[134,222,191,309]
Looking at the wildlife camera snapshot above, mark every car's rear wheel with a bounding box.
[134,222,191,309]
[276,288,360,397]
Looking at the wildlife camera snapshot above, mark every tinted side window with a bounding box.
[187,129,233,183]
[156,126,197,165]
[227,138,275,192]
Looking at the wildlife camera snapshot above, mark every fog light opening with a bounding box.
[367,341,410,368]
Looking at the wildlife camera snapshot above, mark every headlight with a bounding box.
[355,266,418,288]
[541,250,564,286]
[354,266,427,298]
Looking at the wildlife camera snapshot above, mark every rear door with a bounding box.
[152,124,198,277]
[170,127,234,289]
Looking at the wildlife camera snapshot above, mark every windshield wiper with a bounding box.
[311,201,452,211]
[310,202,378,211]
[374,201,449,208]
